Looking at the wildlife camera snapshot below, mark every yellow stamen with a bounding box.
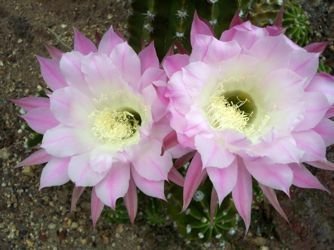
[90,108,141,144]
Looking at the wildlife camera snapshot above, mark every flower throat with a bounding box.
[91,107,142,143]
[205,90,257,133]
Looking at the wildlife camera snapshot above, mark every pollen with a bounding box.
[90,107,141,144]
[205,95,251,133]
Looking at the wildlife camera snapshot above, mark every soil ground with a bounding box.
[0,0,334,249]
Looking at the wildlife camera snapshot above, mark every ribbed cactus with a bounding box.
[167,180,238,243]
[128,0,238,59]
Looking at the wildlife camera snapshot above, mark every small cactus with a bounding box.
[239,0,312,46]
[166,180,239,242]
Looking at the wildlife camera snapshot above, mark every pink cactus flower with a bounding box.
[14,27,173,225]
[163,13,334,230]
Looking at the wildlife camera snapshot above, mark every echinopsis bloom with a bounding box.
[164,14,334,230]
[14,27,173,224]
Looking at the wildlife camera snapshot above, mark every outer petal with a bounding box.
[294,131,326,162]
[195,135,235,168]
[59,52,90,94]
[12,96,49,111]
[40,157,70,189]
[304,42,328,54]
[306,73,334,105]
[168,167,184,187]
[124,177,138,223]
[162,54,189,78]
[232,160,252,232]
[183,153,207,210]
[259,184,288,221]
[68,153,108,187]
[190,12,213,46]
[50,86,94,126]
[71,186,85,211]
[245,159,293,195]
[110,42,141,88]
[73,28,97,54]
[46,45,63,60]
[22,107,58,134]
[98,26,123,55]
[132,167,165,199]
[207,160,238,204]
[95,163,130,208]
[91,188,104,227]
[138,42,159,72]
[16,149,51,168]
[42,125,93,157]
[295,92,330,131]
[191,35,241,64]
[289,163,327,191]
[132,140,172,181]
[314,119,334,146]
[37,56,67,90]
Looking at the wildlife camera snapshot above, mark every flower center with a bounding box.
[90,107,142,144]
[205,90,257,133]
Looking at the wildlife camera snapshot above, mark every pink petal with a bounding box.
[161,131,178,155]
[195,135,235,168]
[22,107,58,133]
[139,67,166,90]
[124,177,138,224]
[290,163,328,191]
[207,161,238,204]
[183,153,206,210]
[16,149,51,168]
[220,21,269,49]
[304,42,328,54]
[73,28,97,54]
[95,163,130,208]
[68,153,108,187]
[174,151,196,169]
[98,26,123,55]
[326,106,334,118]
[110,42,141,87]
[229,11,243,28]
[91,188,104,227]
[191,35,241,63]
[71,186,85,212]
[259,184,288,221]
[50,86,94,126]
[273,5,284,27]
[132,140,172,181]
[12,96,49,111]
[307,161,334,170]
[314,119,334,146]
[162,54,189,78]
[232,160,252,232]
[295,92,330,131]
[168,167,184,187]
[37,56,67,90]
[190,12,213,46]
[294,130,326,162]
[210,188,219,223]
[59,52,90,94]
[45,45,63,60]
[132,167,165,199]
[139,42,159,72]
[245,159,293,195]
[41,125,92,157]
[289,49,319,79]
[40,157,70,189]
[306,73,334,105]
